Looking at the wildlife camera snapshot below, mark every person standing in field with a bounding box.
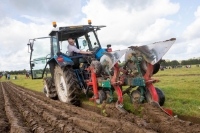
[25,72,30,78]
[7,74,10,80]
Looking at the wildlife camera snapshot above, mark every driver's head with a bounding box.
[68,38,74,45]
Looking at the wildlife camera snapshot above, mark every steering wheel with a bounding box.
[93,47,99,51]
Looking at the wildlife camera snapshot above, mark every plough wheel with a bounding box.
[145,87,165,106]
[96,90,107,104]
[131,90,141,103]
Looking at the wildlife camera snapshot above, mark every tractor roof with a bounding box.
[49,25,106,41]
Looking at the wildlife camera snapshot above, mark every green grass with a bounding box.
[156,65,200,76]
[1,65,200,117]
[0,75,43,92]
[153,67,200,117]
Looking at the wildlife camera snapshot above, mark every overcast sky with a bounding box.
[0,0,200,71]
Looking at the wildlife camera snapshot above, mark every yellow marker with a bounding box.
[88,20,92,25]
[52,22,57,28]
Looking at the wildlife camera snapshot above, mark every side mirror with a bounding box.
[27,43,31,53]
[107,44,111,48]
[31,63,35,68]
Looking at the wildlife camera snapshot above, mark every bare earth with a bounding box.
[0,82,200,133]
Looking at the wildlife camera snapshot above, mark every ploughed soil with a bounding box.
[0,82,200,133]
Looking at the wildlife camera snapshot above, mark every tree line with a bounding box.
[1,58,200,75]
[0,68,50,75]
[160,58,200,66]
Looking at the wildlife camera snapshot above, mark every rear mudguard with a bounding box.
[48,55,74,67]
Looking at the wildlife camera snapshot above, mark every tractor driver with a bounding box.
[67,38,92,56]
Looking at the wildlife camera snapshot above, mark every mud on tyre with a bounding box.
[43,77,57,99]
[54,65,80,106]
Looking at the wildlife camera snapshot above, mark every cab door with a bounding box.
[29,37,52,79]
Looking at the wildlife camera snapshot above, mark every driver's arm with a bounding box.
[70,45,92,55]
[79,50,92,54]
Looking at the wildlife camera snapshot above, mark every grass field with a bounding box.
[153,66,200,117]
[1,65,200,117]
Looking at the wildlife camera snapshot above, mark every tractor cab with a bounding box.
[28,21,107,79]
[49,21,106,58]
[48,22,106,68]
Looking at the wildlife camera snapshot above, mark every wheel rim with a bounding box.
[56,73,68,102]
[60,75,68,96]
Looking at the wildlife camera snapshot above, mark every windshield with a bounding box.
[77,31,99,51]
[59,31,100,55]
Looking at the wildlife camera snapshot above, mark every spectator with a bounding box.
[25,72,30,78]
[7,74,10,80]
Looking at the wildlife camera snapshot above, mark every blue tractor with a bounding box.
[28,21,109,106]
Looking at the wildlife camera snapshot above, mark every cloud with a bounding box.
[163,37,200,60]
[194,6,200,18]
[81,0,179,47]
[0,17,53,71]
[182,6,200,40]
[136,18,174,42]
[0,17,51,52]
[2,0,200,71]
[0,47,30,71]
[4,0,83,23]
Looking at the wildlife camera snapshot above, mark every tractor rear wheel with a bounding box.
[54,65,80,106]
[43,77,57,99]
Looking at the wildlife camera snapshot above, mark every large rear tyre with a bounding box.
[43,77,57,99]
[54,65,80,106]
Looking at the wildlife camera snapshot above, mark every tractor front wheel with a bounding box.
[54,65,80,106]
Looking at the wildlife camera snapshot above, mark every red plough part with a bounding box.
[144,63,173,116]
[110,63,126,112]
[85,66,99,103]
